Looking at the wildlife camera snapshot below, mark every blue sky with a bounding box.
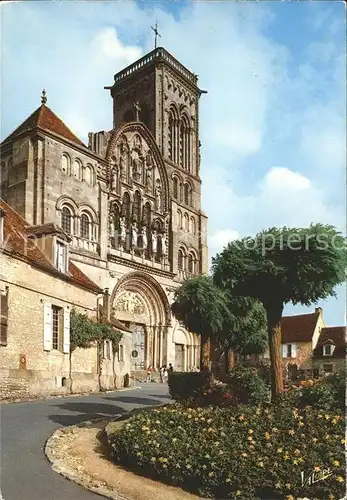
[1,1,345,325]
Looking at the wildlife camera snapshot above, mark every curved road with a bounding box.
[1,383,171,500]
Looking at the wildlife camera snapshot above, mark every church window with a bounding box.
[72,159,82,180]
[124,109,135,123]
[179,115,190,170]
[61,154,70,174]
[173,177,178,199]
[61,207,72,234]
[133,191,141,222]
[177,210,182,229]
[168,106,179,163]
[184,183,191,206]
[84,164,94,185]
[139,102,150,128]
[80,213,90,239]
[188,254,194,274]
[190,216,196,234]
[184,213,189,231]
[121,192,131,222]
[178,249,185,271]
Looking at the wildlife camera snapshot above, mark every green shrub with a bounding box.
[108,404,345,499]
[324,371,346,411]
[226,364,270,405]
[168,371,212,403]
[300,381,337,410]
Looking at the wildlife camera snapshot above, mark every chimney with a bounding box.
[315,307,322,314]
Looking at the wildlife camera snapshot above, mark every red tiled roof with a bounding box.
[0,199,100,293]
[313,326,346,358]
[281,311,320,343]
[2,104,85,146]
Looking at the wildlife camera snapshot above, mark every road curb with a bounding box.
[44,403,169,500]
[45,415,130,500]
[0,385,141,406]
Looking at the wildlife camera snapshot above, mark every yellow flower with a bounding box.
[239,415,245,421]
[286,496,294,500]
[332,418,337,424]
[172,438,177,443]
[325,414,330,420]
[186,464,192,469]
[150,457,156,462]
[258,461,264,467]
[249,445,255,450]
[265,432,271,440]
[241,452,248,457]
[298,421,304,427]
[247,436,253,441]
[294,449,301,456]
[283,453,290,461]
[333,460,340,467]
[285,483,291,489]
[208,472,214,477]
[225,477,231,483]
[341,439,345,444]
[248,429,254,434]
[288,429,295,435]
[235,491,241,496]
[214,441,220,446]
[312,437,318,443]
[293,459,298,465]
[272,427,279,433]
[277,448,283,453]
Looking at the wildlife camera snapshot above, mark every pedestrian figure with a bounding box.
[146,365,152,383]
[163,365,168,383]
[159,365,164,383]
[168,363,173,372]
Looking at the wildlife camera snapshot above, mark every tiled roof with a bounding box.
[281,311,320,343]
[26,223,71,242]
[1,104,85,147]
[313,326,346,358]
[110,317,131,333]
[0,199,100,293]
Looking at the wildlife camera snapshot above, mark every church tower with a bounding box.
[105,46,208,277]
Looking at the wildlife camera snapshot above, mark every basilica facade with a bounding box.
[0,47,208,391]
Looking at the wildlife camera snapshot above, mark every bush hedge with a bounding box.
[108,403,345,499]
[168,371,212,402]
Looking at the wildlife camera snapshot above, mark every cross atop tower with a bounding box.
[151,21,161,49]
[41,89,47,105]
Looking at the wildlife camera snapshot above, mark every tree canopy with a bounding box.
[70,309,123,352]
[212,224,346,400]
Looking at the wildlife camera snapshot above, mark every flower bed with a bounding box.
[108,403,345,499]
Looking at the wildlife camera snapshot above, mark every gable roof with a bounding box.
[313,326,346,358]
[0,199,100,293]
[281,311,320,343]
[1,104,85,147]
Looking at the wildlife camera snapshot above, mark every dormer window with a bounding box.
[56,240,67,273]
[323,343,335,356]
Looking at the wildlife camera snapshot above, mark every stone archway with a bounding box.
[172,325,200,372]
[110,272,171,370]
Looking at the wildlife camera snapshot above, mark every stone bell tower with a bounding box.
[105,45,208,278]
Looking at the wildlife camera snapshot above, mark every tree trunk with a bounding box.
[69,350,73,394]
[224,348,235,373]
[266,302,284,401]
[200,335,211,371]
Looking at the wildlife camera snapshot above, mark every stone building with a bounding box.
[0,46,208,385]
[312,326,346,375]
[0,199,132,399]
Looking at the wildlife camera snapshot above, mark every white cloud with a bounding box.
[261,167,311,192]
[210,229,240,254]
[92,27,142,63]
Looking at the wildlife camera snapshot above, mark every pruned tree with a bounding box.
[217,297,267,370]
[171,275,232,370]
[213,224,346,400]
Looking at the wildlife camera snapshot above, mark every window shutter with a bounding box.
[292,343,297,358]
[281,344,286,358]
[43,302,53,351]
[63,308,70,354]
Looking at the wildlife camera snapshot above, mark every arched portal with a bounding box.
[110,272,171,370]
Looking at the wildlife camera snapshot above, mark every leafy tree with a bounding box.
[69,309,123,393]
[171,275,232,370]
[213,224,346,400]
[217,297,267,370]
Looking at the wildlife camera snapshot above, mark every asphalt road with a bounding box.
[0,383,171,500]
